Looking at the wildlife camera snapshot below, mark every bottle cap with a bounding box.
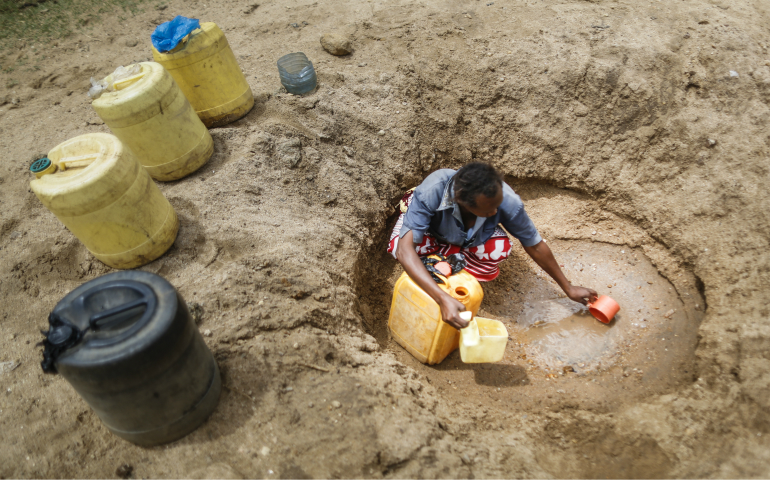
[30,157,56,178]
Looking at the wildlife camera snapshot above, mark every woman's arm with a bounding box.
[523,240,598,305]
[395,230,470,329]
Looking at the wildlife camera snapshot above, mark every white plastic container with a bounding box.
[459,313,508,363]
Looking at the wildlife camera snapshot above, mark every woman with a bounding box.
[388,162,597,329]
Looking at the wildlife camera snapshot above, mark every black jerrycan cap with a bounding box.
[41,279,157,373]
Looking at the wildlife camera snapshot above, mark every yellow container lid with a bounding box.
[91,62,180,128]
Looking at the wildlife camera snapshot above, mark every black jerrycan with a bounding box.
[40,271,221,446]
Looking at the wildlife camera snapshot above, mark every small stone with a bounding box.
[592,231,597,235]
[663,309,675,319]
[7,333,16,340]
[729,70,739,77]
[331,400,341,409]
[0,361,20,374]
[461,453,472,465]
[343,146,355,157]
[293,342,299,349]
[707,138,717,147]
[115,464,133,479]
[685,427,695,436]
[290,23,300,28]
[260,446,271,456]
[320,32,352,56]
[125,39,139,48]
[308,402,314,408]
[278,138,302,168]
[285,386,294,392]
[358,62,367,67]
[563,366,575,373]
[607,284,613,288]
[203,329,212,337]
[378,130,385,136]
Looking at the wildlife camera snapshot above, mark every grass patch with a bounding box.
[0,0,149,51]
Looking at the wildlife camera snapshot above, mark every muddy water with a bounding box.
[519,299,616,372]
[502,238,692,375]
[485,239,698,379]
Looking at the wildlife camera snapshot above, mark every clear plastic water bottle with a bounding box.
[277,52,317,95]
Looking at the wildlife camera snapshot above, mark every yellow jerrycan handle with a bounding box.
[112,72,146,91]
[56,144,106,171]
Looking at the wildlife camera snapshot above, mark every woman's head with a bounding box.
[453,162,504,217]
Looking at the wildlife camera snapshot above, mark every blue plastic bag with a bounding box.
[151,16,201,53]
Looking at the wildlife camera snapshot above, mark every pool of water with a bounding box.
[479,239,698,375]
[517,298,621,372]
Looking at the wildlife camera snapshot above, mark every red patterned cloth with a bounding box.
[388,190,512,281]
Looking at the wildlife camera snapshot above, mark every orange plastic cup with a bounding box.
[588,295,620,324]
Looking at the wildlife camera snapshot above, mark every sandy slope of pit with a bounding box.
[1,0,770,478]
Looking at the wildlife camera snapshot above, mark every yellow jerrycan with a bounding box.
[91,62,213,182]
[388,270,483,365]
[459,313,509,363]
[152,22,254,127]
[29,133,179,270]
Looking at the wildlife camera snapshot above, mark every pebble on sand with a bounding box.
[320,33,352,56]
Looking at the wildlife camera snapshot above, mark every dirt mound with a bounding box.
[1,0,769,477]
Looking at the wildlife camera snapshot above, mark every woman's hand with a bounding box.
[566,285,598,305]
[438,294,469,329]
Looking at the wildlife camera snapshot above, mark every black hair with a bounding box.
[453,162,503,207]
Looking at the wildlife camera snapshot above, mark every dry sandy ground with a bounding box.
[1,0,770,477]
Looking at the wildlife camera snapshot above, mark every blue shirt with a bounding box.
[400,169,542,249]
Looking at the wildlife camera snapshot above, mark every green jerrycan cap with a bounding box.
[30,157,56,178]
